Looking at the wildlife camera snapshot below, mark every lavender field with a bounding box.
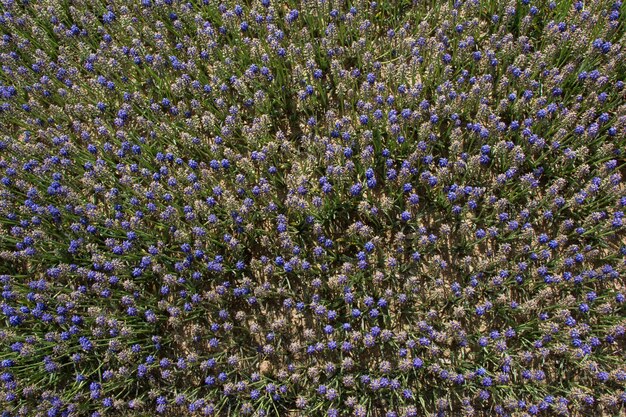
[1,0,626,416]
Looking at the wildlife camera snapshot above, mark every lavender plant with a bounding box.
[1,0,625,416]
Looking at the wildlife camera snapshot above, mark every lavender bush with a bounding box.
[1,0,625,416]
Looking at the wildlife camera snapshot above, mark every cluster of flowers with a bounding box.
[1,0,625,415]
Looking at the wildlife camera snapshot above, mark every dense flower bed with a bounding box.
[1,0,626,416]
